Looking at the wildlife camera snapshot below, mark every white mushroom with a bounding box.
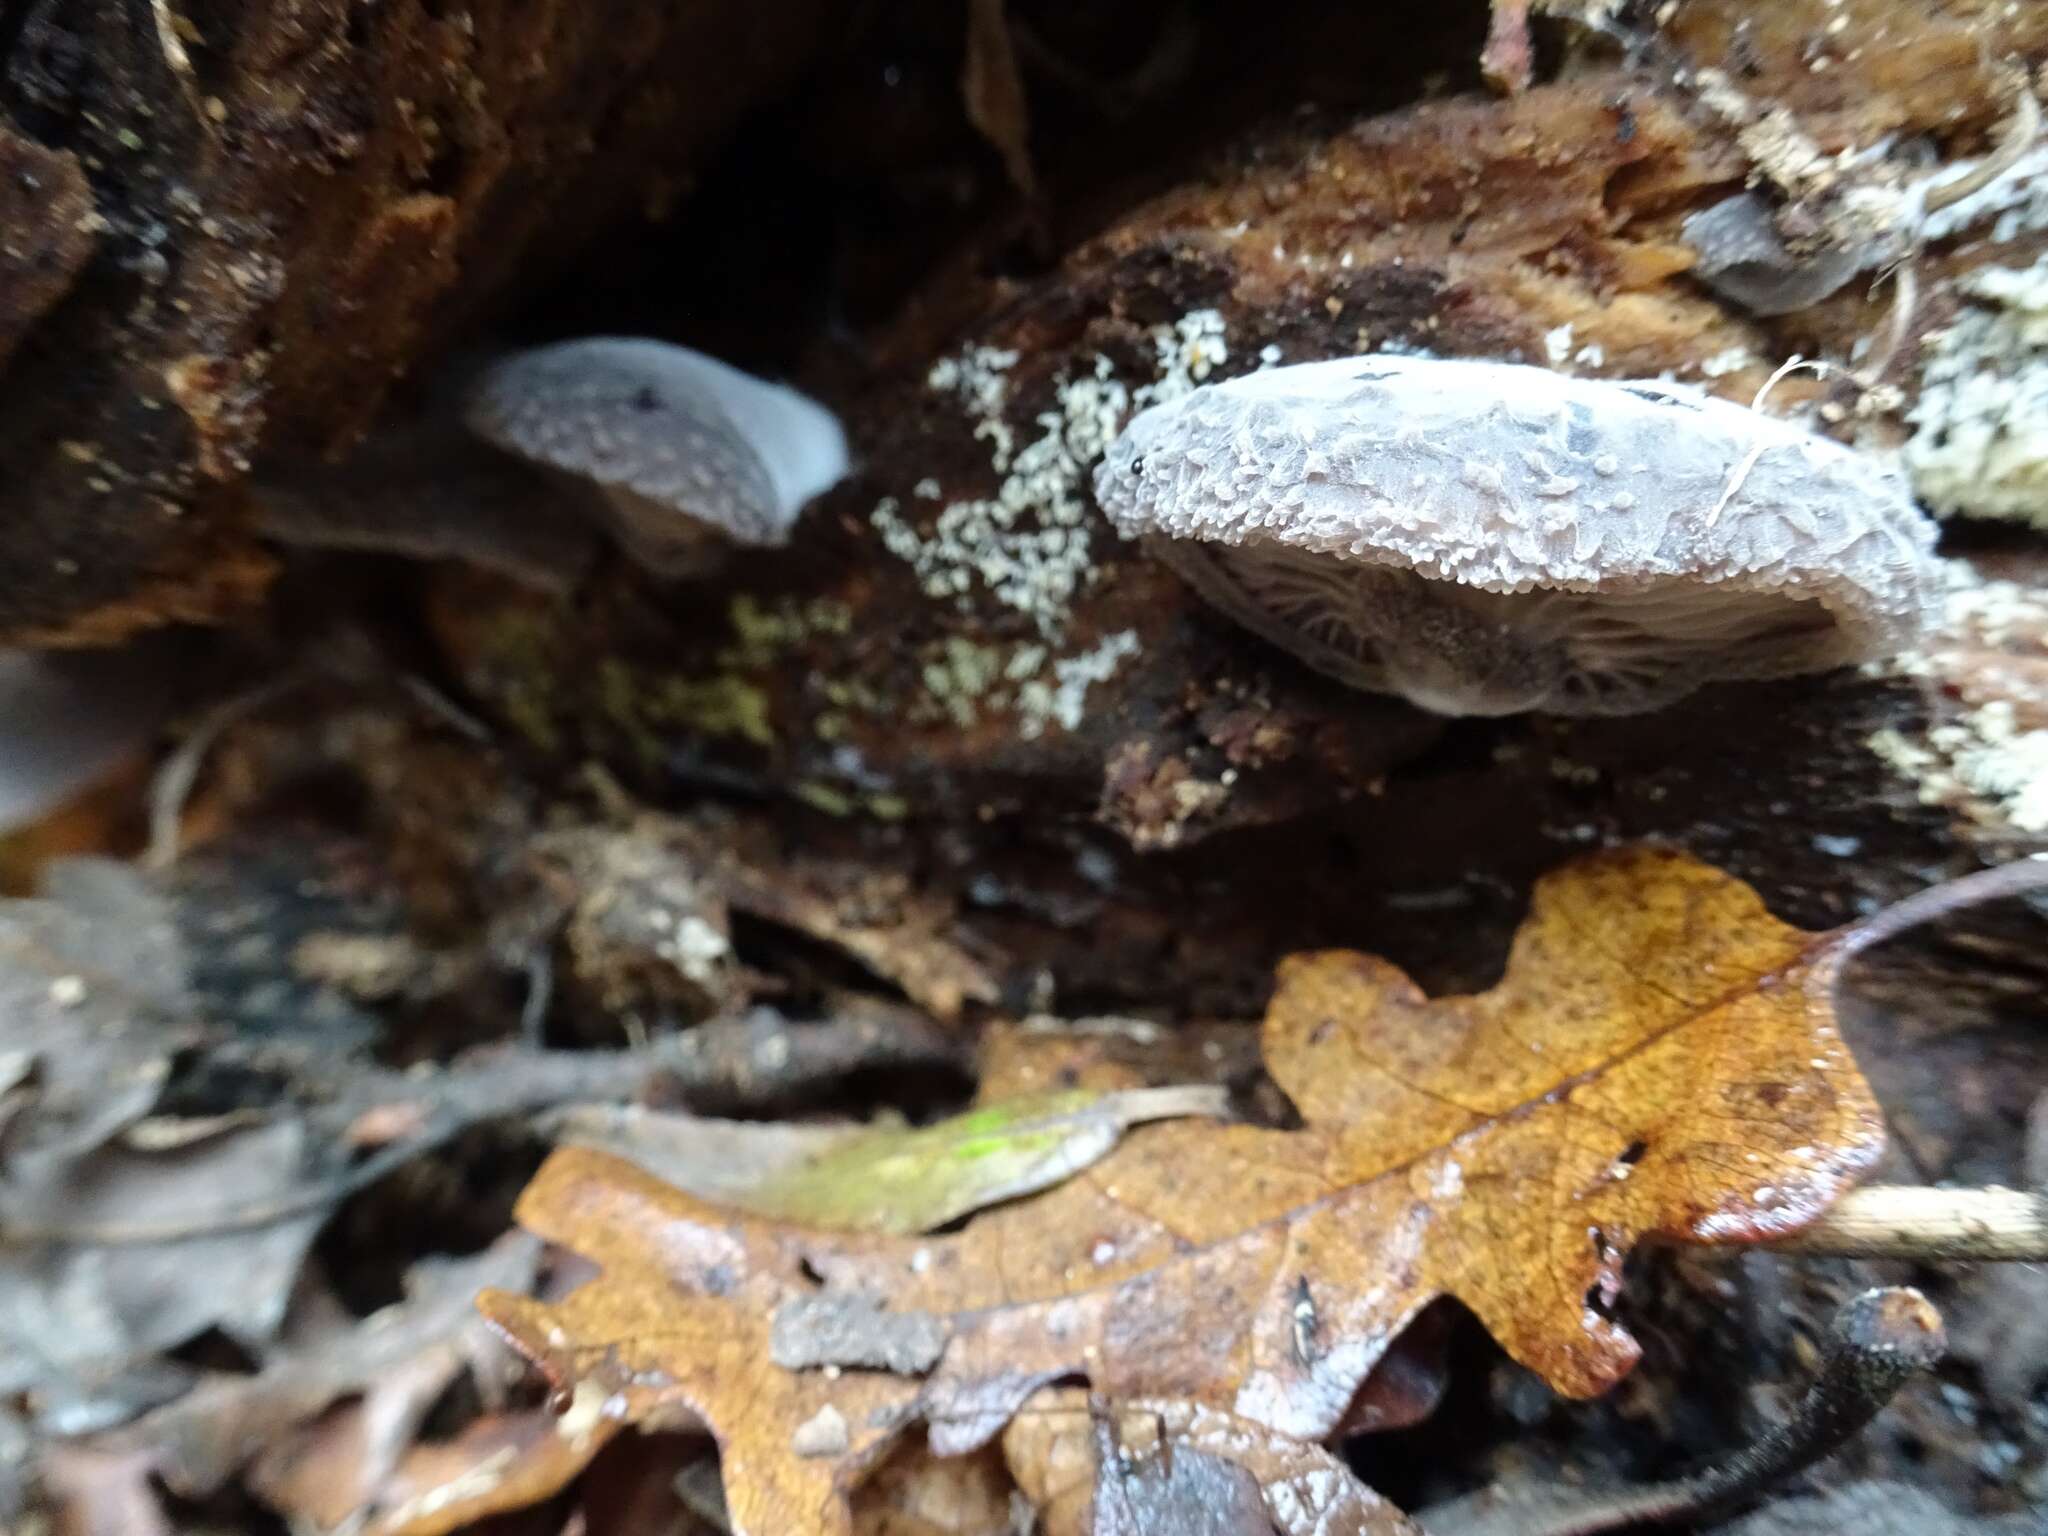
[461,337,849,576]
[1091,356,1942,717]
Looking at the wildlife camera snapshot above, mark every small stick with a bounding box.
[1422,1287,1945,1536]
[147,0,222,138]
[1834,853,2048,960]
[1,1010,965,1246]
[1918,65,2040,215]
[1761,1184,2048,1262]
[145,673,304,868]
[1855,259,1917,388]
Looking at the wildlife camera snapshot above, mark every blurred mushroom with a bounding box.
[1091,356,1940,717]
[0,644,174,835]
[255,417,603,593]
[462,338,849,576]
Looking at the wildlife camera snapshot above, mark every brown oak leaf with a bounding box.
[479,847,1886,1536]
[1003,1389,1418,1536]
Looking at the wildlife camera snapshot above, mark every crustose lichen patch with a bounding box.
[867,311,1229,736]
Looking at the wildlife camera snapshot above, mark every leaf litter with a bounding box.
[476,846,1915,1536]
[0,835,976,1531]
[8,782,2040,1535]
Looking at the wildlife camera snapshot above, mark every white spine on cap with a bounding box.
[643,345,850,520]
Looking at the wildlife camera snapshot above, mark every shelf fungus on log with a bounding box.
[424,80,1997,858]
[1093,356,1943,717]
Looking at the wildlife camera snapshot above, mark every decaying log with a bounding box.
[6,1,2045,1004]
[0,0,828,642]
[426,25,2047,892]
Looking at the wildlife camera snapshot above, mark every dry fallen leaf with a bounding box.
[59,1234,542,1533]
[370,1407,611,1536]
[1004,1389,1416,1536]
[679,817,1000,1022]
[963,0,1038,199]
[481,848,1885,1536]
[377,1089,1218,1529]
[852,1437,1017,1536]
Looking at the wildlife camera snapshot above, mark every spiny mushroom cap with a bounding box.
[1092,356,1941,716]
[462,337,848,571]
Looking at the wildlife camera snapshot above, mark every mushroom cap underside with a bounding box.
[1157,537,1884,717]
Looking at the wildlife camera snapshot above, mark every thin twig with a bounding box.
[1856,259,1917,388]
[1760,1184,2048,1262]
[1835,854,2048,960]
[146,674,305,869]
[145,0,220,138]
[1422,1288,1945,1536]
[1918,65,2040,215]
[1,1010,965,1246]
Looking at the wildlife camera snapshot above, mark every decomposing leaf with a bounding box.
[963,0,1038,198]
[0,858,198,1169]
[481,849,1885,1536]
[737,1087,1228,1236]
[549,1086,1222,1239]
[547,1102,860,1197]
[0,859,246,1428]
[3,1119,329,1432]
[851,1438,1017,1536]
[370,1407,611,1536]
[977,1014,1263,1100]
[1004,1390,1416,1536]
[56,1234,542,1532]
[1089,1417,1271,1536]
[0,1406,33,1523]
[381,1087,1208,1527]
[0,851,962,1426]
[680,818,1000,1021]
[255,1399,617,1536]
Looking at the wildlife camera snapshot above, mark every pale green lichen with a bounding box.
[909,629,1140,739]
[1866,562,2048,836]
[651,675,775,749]
[793,781,858,817]
[873,310,1228,640]
[725,594,853,664]
[592,595,862,760]
[477,609,570,755]
[597,660,774,758]
[866,311,1230,738]
[1905,255,2048,530]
